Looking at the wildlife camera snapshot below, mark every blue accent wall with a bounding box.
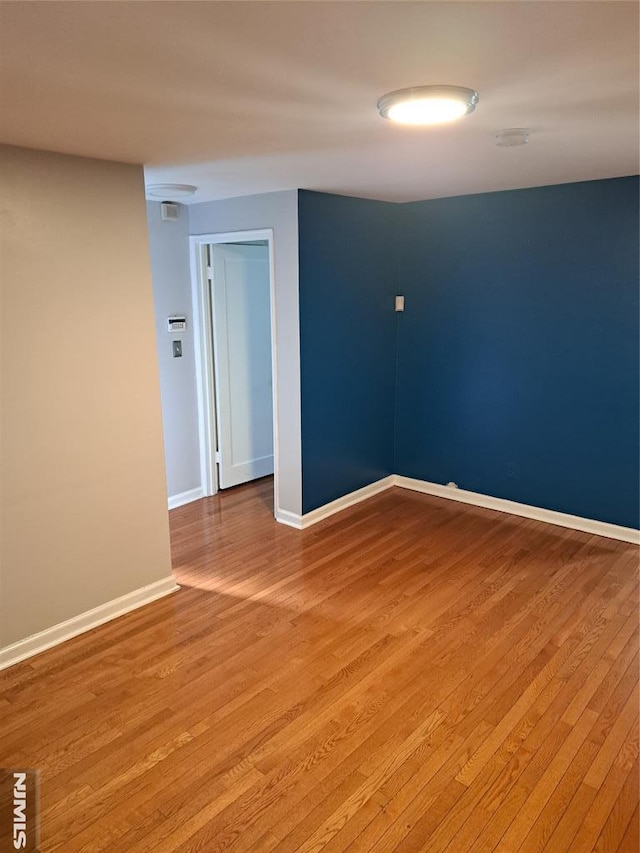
[298,190,398,513]
[395,177,639,529]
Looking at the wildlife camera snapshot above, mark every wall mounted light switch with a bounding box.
[172,340,183,358]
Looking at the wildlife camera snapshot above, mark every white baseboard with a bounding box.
[275,473,638,544]
[168,487,205,510]
[276,476,395,530]
[275,508,304,529]
[0,576,180,672]
[394,476,640,545]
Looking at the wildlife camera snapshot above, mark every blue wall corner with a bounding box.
[298,190,399,513]
[395,176,640,529]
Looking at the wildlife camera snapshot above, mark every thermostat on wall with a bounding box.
[167,315,187,332]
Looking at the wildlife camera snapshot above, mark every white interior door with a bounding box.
[211,243,274,489]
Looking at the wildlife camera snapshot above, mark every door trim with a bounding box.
[189,229,280,516]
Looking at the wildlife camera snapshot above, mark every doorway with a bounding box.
[190,229,279,515]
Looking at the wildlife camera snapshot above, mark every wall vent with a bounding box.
[160,202,180,222]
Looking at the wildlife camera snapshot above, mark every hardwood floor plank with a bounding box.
[593,759,639,853]
[485,707,598,852]
[514,727,600,852]
[0,477,637,853]
[618,805,639,852]
[584,686,639,790]
[568,759,639,853]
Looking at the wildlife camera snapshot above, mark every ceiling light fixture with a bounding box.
[377,85,479,125]
[146,183,198,200]
[495,128,531,147]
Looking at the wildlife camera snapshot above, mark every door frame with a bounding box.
[189,229,279,515]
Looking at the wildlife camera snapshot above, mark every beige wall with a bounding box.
[0,145,173,649]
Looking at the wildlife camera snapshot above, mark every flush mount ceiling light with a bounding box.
[377,85,479,125]
[495,128,531,147]
[146,183,198,200]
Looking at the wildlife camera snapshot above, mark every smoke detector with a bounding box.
[146,183,198,200]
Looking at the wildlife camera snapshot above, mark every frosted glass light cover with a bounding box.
[378,86,479,125]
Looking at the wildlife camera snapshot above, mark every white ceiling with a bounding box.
[1,1,638,204]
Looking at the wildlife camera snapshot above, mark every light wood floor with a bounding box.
[1,479,638,852]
